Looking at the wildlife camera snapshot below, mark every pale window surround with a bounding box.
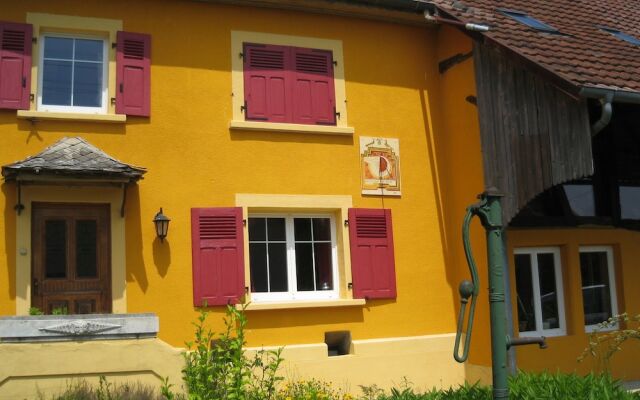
[579,246,619,333]
[18,13,122,120]
[37,33,109,114]
[514,247,567,338]
[15,185,127,315]
[248,213,339,302]
[230,31,354,136]
[235,194,357,308]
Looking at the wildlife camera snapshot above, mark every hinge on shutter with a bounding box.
[245,286,249,294]
[112,42,117,49]
[239,52,245,60]
[32,37,37,44]
[29,93,35,102]
[333,60,338,66]
[334,107,341,120]
[240,100,247,113]
[242,219,247,227]
[344,219,349,227]
[119,83,124,93]
[347,282,353,290]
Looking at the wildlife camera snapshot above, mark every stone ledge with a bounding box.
[0,313,158,343]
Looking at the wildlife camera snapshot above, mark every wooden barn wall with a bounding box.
[473,43,593,223]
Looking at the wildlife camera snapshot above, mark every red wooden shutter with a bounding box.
[191,207,245,306]
[243,43,291,122]
[116,31,150,117]
[348,208,397,299]
[0,22,32,110]
[292,47,336,125]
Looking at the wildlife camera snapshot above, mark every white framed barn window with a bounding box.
[514,247,566,337]
[37,33,108,113]
[579,246,619,332]
[248,214,339,302]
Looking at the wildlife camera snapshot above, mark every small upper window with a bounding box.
[601,27,640,46]
[38,34,108,113]
[500,10,558,33]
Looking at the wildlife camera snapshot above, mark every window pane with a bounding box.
[76,220,97,278]
[268,243,288,292]
[563,184,596,216]
[42,60,72,106]
[75,39,103,62]
[294,218,312,241]
[267,218,286,241]
[248,218,266,241]
[514,254,536,332]
[580,251,613,326]
[45,220,67,279]
[295,243,315,291]
[44,37,73,59]
[537,253,559,330]
[312,218,331,241]
[619,186,640,219]
[73,62,102,107]
[314,243,333,290]
[249,243,268,292]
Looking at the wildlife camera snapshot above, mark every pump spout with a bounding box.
[507,336,547,349]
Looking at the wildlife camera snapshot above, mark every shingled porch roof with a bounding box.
[1,137,146,182]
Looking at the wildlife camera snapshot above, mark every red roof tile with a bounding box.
[431,0,640,93]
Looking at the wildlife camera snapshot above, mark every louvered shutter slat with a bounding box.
[243,43,292,122]
[348,208,397,299]
[191,208,245,306]
[116,31,151,116]
[0,22,32,110]
[292,47,335,125]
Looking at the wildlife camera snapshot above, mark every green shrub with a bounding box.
[29,307,44,315]
[277,379,352,400]
[182,304,283,400]
[38,376,176,400]
[578,313,640,373]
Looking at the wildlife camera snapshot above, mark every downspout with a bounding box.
[591,92,613,136]
[580,87,640,135]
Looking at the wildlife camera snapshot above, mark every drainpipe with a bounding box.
[422,8,490,32]
[591,92,613,136]
[579,87,640,135]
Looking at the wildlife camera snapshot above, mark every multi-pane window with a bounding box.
[580,246,618,331]
[248,214,338,301]
[38,34,107,113]
[514,247,566,337]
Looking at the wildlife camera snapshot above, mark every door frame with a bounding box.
[15,185,128,315]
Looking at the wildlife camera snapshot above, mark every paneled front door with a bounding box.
[31,203,111,314]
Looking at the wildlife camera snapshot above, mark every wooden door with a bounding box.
[32,203,111,314]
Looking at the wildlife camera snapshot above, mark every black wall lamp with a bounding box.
[153,208,170,242]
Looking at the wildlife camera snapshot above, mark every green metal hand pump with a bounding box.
[454,189,546,400]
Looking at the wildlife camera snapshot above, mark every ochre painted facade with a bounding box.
[1,0,638,397]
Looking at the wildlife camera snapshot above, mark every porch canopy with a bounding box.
[1,137,146,216]
[2,137,145,183]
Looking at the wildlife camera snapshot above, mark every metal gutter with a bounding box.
[192,0,431,26]
[579,86,640,104]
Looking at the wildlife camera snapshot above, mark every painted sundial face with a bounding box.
[365,155,392,179]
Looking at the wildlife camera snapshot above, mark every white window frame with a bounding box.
[248,213,339,302]
[37,32,109,114]
[514,247,567,337]
[579,245,619,333]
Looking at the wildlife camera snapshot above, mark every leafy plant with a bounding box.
[578,313,640,373]
[37,376,179,400]
[277,379,352,400]
[182,303,284,400]
[29,307,44,315]
[52,306,68,315]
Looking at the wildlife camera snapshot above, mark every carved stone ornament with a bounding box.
[39,320,122,335]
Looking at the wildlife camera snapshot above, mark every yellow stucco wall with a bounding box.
[0,0,465,374]
[508,228,640,380]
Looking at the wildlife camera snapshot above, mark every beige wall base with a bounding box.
[0,339,183,400]
[248,333,467,393]
[0,333,476,399]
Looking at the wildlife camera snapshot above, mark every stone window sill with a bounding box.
[17,110,127,123]
[237,298,365,311]
[230,120,354,136]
